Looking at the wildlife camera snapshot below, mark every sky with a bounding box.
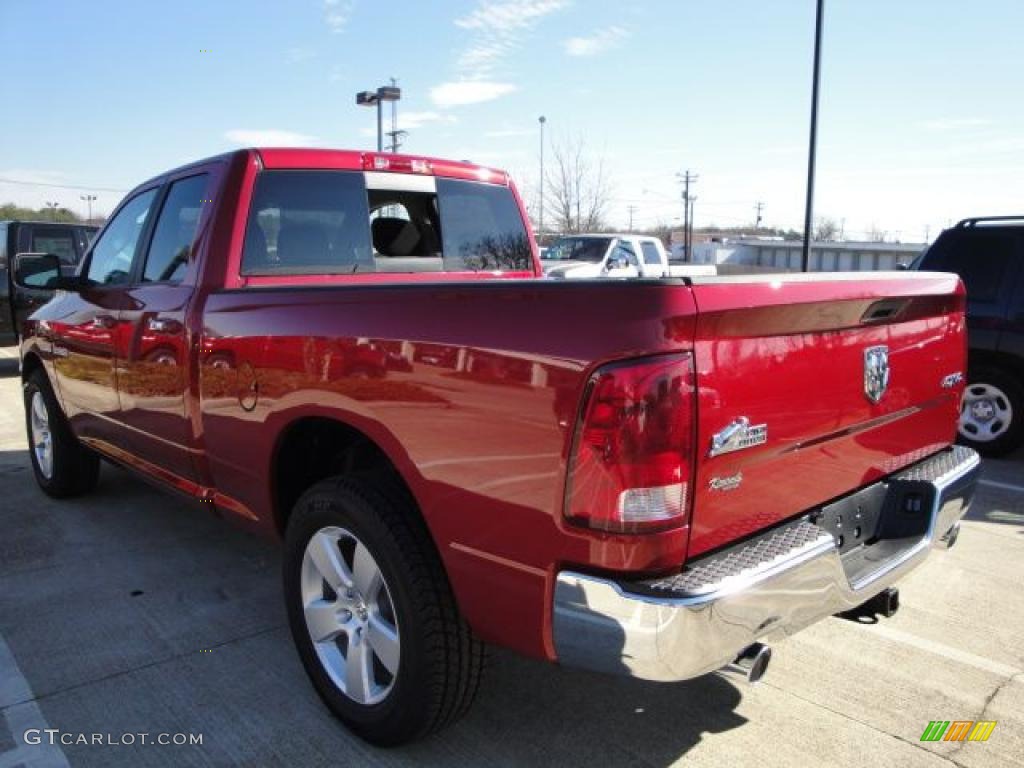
[2,0,1023,242]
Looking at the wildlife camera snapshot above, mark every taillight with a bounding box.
[565,353,695,533]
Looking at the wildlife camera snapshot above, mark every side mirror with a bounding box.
[606,255,629,271]
[895,262,910,271]
[13,252,77,291]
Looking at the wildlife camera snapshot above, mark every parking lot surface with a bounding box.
[0,346,1021,768]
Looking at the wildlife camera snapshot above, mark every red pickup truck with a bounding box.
[16,148,978,746]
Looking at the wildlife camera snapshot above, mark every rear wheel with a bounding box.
[283,477,484,746]
[958,366,1023,456]
[23,370,100,497]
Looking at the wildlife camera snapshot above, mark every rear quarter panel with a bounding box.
[197,280,697,658]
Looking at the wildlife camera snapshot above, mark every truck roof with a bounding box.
[124,148,511,201]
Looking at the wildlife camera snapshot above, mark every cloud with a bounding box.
[431,81,517,107]
[563,25,628,57]
[430,0,565,106]
[399,111,458,130]
[918,117,992,132]
[323,0,353,33]
[224,129,319,147]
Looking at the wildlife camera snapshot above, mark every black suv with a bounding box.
[915,216,1024,456]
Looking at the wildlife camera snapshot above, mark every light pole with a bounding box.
[45,201,59,221]
[80,194,97,224]
[801,0,825,272]
[357,85,401,152]
[538,115,546,239]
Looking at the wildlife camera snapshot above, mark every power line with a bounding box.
[0,177,127,193]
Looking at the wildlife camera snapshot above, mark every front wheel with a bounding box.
[23,370,100,497]
[958,366,1023,457]
[283,477,484,746]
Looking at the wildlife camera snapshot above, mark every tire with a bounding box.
[23,369,100,497]
[958,365,1024,457]
[283,477,484,746]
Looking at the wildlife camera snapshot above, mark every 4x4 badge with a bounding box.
[709,417,767,457]
[864,345,890,404]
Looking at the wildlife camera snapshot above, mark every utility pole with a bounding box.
[688,196,697,257]
[754,201,764,229]
[45,201,59,221]
[627,204,639,232]
[80,194,97,224]
[538,116,546,239]
[676,170,698,261]
[801,0,825,272]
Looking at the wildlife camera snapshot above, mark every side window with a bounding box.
[31,228,78,266]
[242,171,373,275]
[143,174,208,283]
[640,241,662,265]
[86,190,157,286]
[925,232,1013,303]
[612,241,638,266]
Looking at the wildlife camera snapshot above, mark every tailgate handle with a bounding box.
[861,299,908,324]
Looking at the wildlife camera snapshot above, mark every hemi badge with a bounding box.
[709,417,767,457]
[709,472,743,492]
[940,371,964,389]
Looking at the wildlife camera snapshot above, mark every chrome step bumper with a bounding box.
[552,446,979,682]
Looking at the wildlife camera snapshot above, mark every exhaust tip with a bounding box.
[729,642,772,684]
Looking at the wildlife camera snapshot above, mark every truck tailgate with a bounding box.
[687,272,966,557]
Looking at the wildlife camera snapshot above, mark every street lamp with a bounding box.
[801,0,825,272]
[45,201,59,221]
[356,85,401,152]
[538,116,546,239]
[80,194,97,224]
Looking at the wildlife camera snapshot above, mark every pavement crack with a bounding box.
[947,671,1020,758]
[760,680,969,766]
[0,623,286,714]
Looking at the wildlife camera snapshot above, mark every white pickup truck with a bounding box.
[541,234,716,279]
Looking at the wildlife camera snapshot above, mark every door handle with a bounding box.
[91,315,117,330]
[147,317,182,334]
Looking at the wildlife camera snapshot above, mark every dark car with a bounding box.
[915,216,1024,455]
[0,220,98,345]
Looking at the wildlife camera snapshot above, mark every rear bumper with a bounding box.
[552,445,979,682]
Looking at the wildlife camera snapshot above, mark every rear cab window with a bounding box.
[31,227,78,267]
[241,170,532,276]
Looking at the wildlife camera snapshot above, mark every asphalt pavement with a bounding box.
[0,346,1021,767]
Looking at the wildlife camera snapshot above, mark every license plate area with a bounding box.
[810,482,889,555]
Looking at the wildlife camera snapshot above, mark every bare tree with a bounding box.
[866,223,888,242]
[813,216,839,241]
[544,134,610,234]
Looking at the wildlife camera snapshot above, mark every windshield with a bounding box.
[545,237,611,263]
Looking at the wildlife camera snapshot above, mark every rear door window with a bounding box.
[142,174,208,283]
